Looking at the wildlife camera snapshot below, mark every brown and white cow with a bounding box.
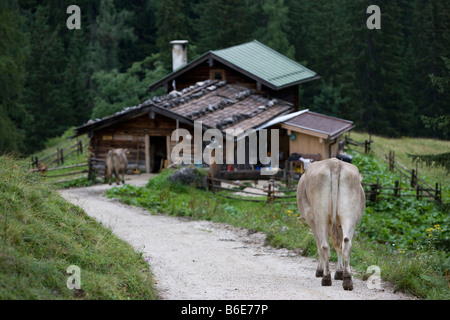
[297,158,365,290]
[105,148,129,185]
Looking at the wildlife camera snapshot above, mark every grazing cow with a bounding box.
[297,158,365,290]
[105,148,128,185]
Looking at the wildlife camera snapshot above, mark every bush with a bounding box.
[167,166,207,189]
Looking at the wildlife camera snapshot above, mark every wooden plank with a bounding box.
[47,170,88,178]
[44,163,88,172]
[166,135,172,165]
[51,175,88,184]
[145,134,150,173]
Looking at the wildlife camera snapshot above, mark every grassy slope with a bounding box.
[348,132,450,191]
[0,155,157,300]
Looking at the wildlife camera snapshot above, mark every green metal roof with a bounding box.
[147,40,318,92]
[212,40,317,89]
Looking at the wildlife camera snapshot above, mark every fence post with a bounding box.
[394,180,400,198]
[207,174,215,193]
[410,169,417,188]
[435,183,441,202]
[60,148,64,165]
[389,151,395,172]
[77,141,83,155]
[369,183,378,202]
[416,185,422,200]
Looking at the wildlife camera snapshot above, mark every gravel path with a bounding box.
[60,174,415,300]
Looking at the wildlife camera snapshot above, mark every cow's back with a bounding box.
[297,159,336,228]
[297,158,364,228]
[113,148,128,170]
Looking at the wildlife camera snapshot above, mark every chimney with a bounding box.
[170,40,188,71]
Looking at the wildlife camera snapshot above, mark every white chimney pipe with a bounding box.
[170,40,188,71]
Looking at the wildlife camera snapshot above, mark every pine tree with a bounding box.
[410,0,450,136]
[193,0,255,53]
[88,0,137,72]
[0,1,27,153]
[22,5,72,153]
[64,29,94,125]
[155,0,190,69]
[258,0,295,59]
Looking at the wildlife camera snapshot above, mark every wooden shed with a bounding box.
[280,110,355,161]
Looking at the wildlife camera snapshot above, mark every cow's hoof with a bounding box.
[315,269,323,277]
[343,273,353,290]
[321,274,332,286]
[334,270,343,280]
[343,279,353,291]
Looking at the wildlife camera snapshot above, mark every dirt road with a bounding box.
[60,174,414,300]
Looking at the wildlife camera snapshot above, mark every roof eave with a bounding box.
[328,124,355,140]
[275,75,321,90]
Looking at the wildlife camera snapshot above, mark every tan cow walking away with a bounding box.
[297,158,365,290]
[106,148,129,185]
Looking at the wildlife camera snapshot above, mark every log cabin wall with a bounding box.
[173,60,257,91]
[171,60,299,107]
[89,112,193,174]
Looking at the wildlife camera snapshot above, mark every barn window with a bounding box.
[210,69,226,81]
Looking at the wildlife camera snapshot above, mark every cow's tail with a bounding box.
[112,153,120,178]
[330,160,342,243]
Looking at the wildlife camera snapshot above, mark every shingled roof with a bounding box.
[282,111,355,140]
[75,79,295,137]
[148,40,319,92]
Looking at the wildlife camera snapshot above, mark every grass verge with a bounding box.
[0,155,157,300]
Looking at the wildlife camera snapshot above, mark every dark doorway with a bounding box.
[150,136,167,173]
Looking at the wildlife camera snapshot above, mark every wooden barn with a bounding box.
[74,40,323,177]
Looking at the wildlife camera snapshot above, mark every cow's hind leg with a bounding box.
[317,225,332,286]
[320,243,332,286]
[311,230,324,278]
[331,234,344,280]
[114,168,120,185]
[342,234,354,290]
[106,168,112,185]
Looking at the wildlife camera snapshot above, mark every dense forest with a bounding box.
[0,0,449,154]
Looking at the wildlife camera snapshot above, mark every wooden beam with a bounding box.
[166,135,172,165]
[145,134,150,173]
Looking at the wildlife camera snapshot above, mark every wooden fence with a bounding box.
[206,172,298,204]
[30,137,90,184]
[345,136,442,202]
[204,134,443,204]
